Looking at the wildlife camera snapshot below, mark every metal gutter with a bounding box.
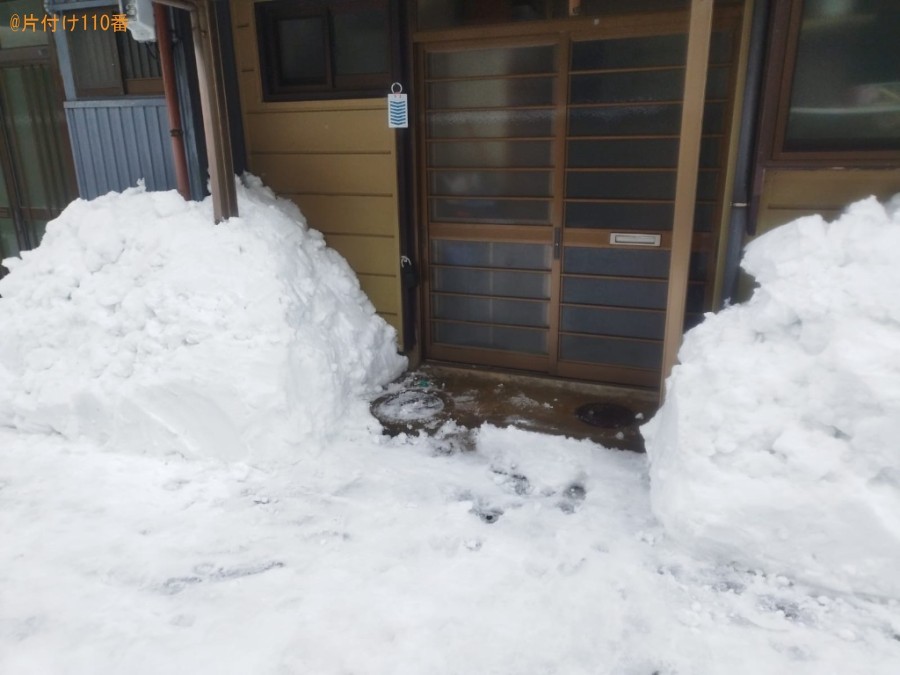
[721,0,770,303]
[154,2,191,199]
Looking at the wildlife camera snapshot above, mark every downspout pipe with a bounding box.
[154,0,237,223]
[721,0,770,304]
[154,3,191,200]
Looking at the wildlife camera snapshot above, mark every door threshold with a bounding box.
[375,361,659,451]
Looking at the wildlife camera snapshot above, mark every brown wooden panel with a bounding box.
[755,207,842,236]
[245,109,392,154]
[762,169,900,210]
[237,70,262,114]
[360,273,402,315]
[327,234,398,276]
[230,0,253,27]
[288,194,397,237]
[238,70,387,113]
[428,344,549,372]
[249,153,396,195]
[429,223,552,243]
[232,25,257,73]
[555,360,657,388]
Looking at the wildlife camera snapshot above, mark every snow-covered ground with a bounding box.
[3,426,899,674]
[1,183,899,673]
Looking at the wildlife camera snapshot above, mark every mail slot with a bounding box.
[609,233,662,247]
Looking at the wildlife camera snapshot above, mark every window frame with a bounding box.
[762,0,900,166]
[255,0,392,102]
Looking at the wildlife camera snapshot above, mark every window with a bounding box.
[0,0,49,48]
[67,9,162,98]
[774,0,900,157]
[255,0,390,101]
[415,0,741,31]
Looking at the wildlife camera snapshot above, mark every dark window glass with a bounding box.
[561,306,666,340]
[432,240,551,270]
[571,69,685,105]
[433,267,550,299]
[431,197,551,225]
[68,15,124,97]
[433,295,549,327]
[428,45,556,78]
[428,110,554,138]
[433,321,548,354]
[278,16,328,86]
[571,34,688,71]
[428,77,555,109]
[563,248,671,279]
[559,333,662,370]
[256,1,390,100]
[431,170,552,198]
[430,141,553,167]
[333,10,389,76]
[784,0,900,152]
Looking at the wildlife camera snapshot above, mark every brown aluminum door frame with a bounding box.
[415,3,720,387]
[417,32,562,374]
[660,0,715,396]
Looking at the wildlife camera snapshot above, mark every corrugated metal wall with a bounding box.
[64,98,176,199]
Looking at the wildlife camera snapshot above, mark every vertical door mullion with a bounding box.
[660,0,714,396]
[547,33,570,375]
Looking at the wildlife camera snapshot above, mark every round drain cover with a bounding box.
[575,402,635,429]
[371,390,446,425]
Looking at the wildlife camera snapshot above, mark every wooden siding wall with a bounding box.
[755,169,900,235]
[230,0,404,344]
[738,167,900,297]
[64,98,176,199]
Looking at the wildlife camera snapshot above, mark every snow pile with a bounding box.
[643,195,900,598]
[0,177,405,462]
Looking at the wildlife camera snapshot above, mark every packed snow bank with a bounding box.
[0,177,406,462]
[643,195,900,599]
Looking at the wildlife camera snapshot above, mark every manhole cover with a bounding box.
[575,402,635,429]
[371,390,446,425]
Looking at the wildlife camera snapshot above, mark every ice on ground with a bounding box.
[0,177,405,463]
[644,195,900,599]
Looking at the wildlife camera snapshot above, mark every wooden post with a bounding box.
[156,0,237,222]
[659,0,714,398]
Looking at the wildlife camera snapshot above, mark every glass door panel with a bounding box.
[419,15,740,387]
[424,42,558,368]
[557,28,734,386]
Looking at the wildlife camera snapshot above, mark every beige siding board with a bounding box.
[247,98,386,114]
[249,153,396,195]
[245,110,393,154]
[287,194,397,237]
[754,169,900,238]
[233,27,257,73]
[738,168,900,301]
[763,169,900,210]
[231,0,253,26]
[756,207,841,236]
[327,234,398,276]
[359,274,401,315]
[230,0,404,347]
